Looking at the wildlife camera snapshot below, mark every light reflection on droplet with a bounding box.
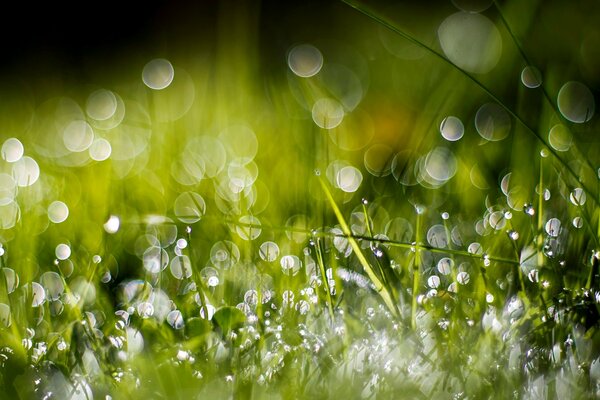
[86,89,117,121]
[89,138,112,161]
[548,124,572,152]
[12,156,40,187]
[475,103,511,141]
[570,188,586,206]
[438,12,502,74]
[545,218,561,237]
[312,98,344,129]
[288,44,323,78]
[174,192,206,224]
[259,241,279,262]
[440,116,464,141]
[142,59,175,90]
[1,138,24,163]
[63,120,94,152]
[55,243,71,260]
[557,81,595,123]
[521,66,542,88]
[104,215,120,234]
[336,166,363,193]
[48,201,69,224]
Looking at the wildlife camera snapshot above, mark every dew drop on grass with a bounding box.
[143,246,169,274]
[201,267,220,287]
[199,304,216,320]
[63,120,94,152]
[86,89,117,121]
[524,203,535,216]
[167,310,184,329]
[521,66,542,88]
[427,275,441,288]
[475,103,511,141]
[440,116,464,141]
[142,59,175,90]
[288,44,323,78]
[441,212,449,220]
[296,300,310,315]
[40,272,65,301]
[508,230,519,240]
[545,218,561,237]
[457,271,470,285]
[557,81,595,123]
[1,138,24,162]
[55,243,71,260]
[0,303,10,327]
[104,215,120,234]
[468,242,482,255]
[210,241,240,269]
[174,192,206,224]
[31,282,46,307]
[2,268,19,293]
[427,225,448,248]
[259,241,280,262]
[438,12,502,74]
[47,201,69,223]
[570,188,586,206]
[236,215,262,240]
[489,211,506,230]
[12,156,40,187]
[336,166,363,192]
[281,255,302,276]
[437,258,454,275]
[548,124,572,152]
[170,255,192,280]
[573,217,583,229]
[89,138,112,161]
[312,98,344,129]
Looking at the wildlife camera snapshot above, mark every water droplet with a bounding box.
[1,138,24,163]
[438,12,502,74]
[548,124,572,152]
[475,103,511,141]
[524,203,535,216]
[570,188,587,206]
[437,258,454,275]
[259,241,280,262]
[557,81,595,123]
[508,230,519,240]
[12,156,40,187]
[457,271,470,285]
[167,310,184,329]
[170,255,192,280]
[440,116,464,141]
[236,215,262,240]
[104,215,120,234]
[441,212,450,220]
[521,66,542,88]
[312,98,344,129]
[427,275,441,288]
[545,218,561,237]
[288,44,323,78]
[55,243,71,260]
[280,255,302,276]
[142,59,175,90]
[573,217,583,229]
[143,246,169,273]
[174,192,206,224]
[31,282,46,307]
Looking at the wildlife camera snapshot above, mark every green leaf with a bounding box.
[213,306,246,334]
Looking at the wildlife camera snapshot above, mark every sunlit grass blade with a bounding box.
[318,176,399,317]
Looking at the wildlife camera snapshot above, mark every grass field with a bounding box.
[1,0,600,398]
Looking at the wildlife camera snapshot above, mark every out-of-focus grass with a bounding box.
[1,0,600,398]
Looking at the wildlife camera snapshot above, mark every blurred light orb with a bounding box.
[174,192,206,224]
[89,138,112,161]
[12,156,40,187]
[1,138,24,163]
[86,89,118,121]
[0,200,20,229]
[475,103,511,141]
[438,12,502,74]
[236,215,262,240]
[142,58,175,90]
[364,144,393,176]
[288,44,323,78]
[55,243,71,260]
[336,166,363,193]
[104,215,120,234]
[440,116,464,141]
[63,120,94,152]
[312,98,344,129]
[424,147,457,183]
[557,81,595,123]
[521,66,542,88]
[548,124,572,152]
[48,201,69,223]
